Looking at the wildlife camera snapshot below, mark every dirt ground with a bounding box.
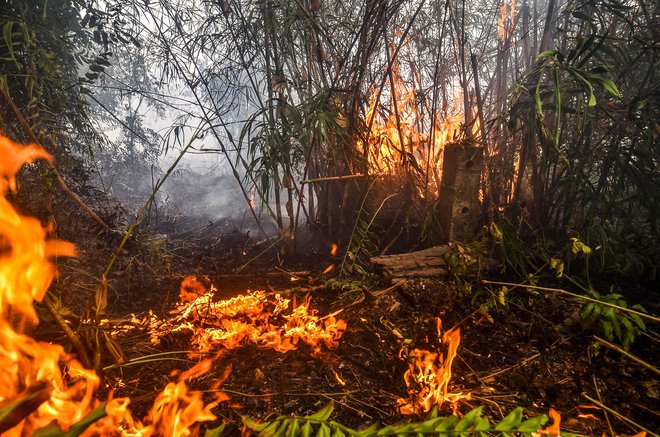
[20,184,660,436]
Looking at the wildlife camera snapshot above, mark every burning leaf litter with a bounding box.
[397,318,468,415]
[150,275,347,356]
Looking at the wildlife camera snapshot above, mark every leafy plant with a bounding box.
[581,287,647,351]
[240,403,573,436]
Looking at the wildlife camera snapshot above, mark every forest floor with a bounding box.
[20,185,660,436]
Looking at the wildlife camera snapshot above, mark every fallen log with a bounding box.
[370,245,496,279]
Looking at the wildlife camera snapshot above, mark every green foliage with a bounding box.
[240,403,572,437]
[498,1,659,279]
[581,288,647,351]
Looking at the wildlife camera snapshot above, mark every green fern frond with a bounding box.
[241,403,575,437]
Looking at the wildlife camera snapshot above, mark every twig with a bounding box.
[592,375,614,437]
[43,297,93,369]
[593,336,660,375]
[482,280,660,323]
[372,279,407,297]
[582,393,658,437]
[235,236,282,273]
[218,389,359,398]
[481,352,541,381]
[301,174,382,184]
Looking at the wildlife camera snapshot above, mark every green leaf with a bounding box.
[300,421,314,437]
[32,404,107,437]
[518,414,548,432]
[495,407,523,431]
[455,407,484,431]
[243,416,269,432]
[309,403,334,421]
[629,314,646,331]
[205,424,226,437]
[317,423,331,437]
[286,419,301,437]
[599,78,620,98]
[0,382,53,434]
[433,416,460,431]
[536,50,557,61]
[261,420,283,436]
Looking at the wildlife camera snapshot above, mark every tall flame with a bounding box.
[359,58,469,194]
[0,134,96,435]
[0,133,219,435]
[397,318,467,415]
[498,0,516,42]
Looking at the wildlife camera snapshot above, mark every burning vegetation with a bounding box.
[0,134,587,436]
[0,0,657,435]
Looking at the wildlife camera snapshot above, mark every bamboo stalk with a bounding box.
[43,297,93,370]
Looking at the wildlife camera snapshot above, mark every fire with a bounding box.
[0,135,98,435]
[360,59,467,193]
[0,133,219,436]
[498,0,516,41]
[398,318,467,415]
[151,276,347,357]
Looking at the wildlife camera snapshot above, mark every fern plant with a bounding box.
[240,403,573,437]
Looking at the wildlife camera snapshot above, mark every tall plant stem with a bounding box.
[102,123,204,278]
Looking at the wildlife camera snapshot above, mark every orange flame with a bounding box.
[359,58,469,193]
[151,277,347,357]
[0,134,219,435]
[498,0,516,42]
[398,318,468,414]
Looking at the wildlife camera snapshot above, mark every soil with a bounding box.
[18,182,660,436]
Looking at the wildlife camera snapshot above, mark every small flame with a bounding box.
[539,408,562,436]
[322,264,335,275]
[398,318,468,414]
[332,369,346,386]
[330,243,338,256]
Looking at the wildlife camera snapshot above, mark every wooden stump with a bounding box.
[437,143,483,243]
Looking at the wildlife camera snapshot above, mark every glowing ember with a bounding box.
[151,276,347,357]
[397,318,468,415]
